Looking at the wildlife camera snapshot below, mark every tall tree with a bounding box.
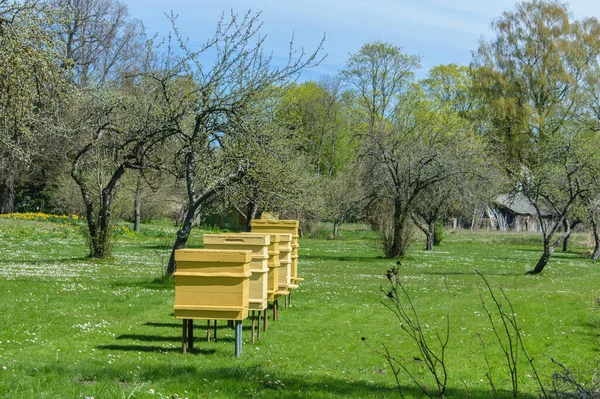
[0,0,69,213]
[49,0,147,87]
[161,11,323,276]
[279,77,351,177]
[414,64,496,250]
[68,78,172,258]
[473,0,600,273]
[360,86,485,257]
[341,42,421,133]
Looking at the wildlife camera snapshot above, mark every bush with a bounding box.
[434,221,445,245]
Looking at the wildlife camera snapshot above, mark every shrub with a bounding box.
[434,221,445,245]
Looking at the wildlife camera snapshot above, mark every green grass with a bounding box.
[0,218,598,398]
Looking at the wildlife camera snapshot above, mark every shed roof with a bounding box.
[495,193,554,217]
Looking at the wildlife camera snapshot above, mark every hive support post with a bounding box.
[187,319,194,351]
[263,308,268,331]
[257,311,261,340]
[289,291,292,307]
[213,320,217,341]
[234,320,243,357]
[274,300,279,321]
[251,311,255,345]
[206,320,211,342]
[182,319,188,354]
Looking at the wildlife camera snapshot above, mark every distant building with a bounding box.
[493,193,554,232]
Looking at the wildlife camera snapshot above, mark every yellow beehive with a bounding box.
[277,233,293,293]
[250,219,302,286]
[264,233,280,302]
[291,243,302,285]
[173,249,251,321]
[203,234,270,311]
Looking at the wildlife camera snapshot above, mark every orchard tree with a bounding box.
[68,79,173,258]
[218,120,320,231]
[412,180,460,251]
[587,196,600,261]
[473,0,600,273]
[413,64,495,250]
[360,86,485,258]
[161,11,323,276]
[322,165,364,238]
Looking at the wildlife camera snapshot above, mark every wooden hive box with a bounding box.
[203,234,270,311]
[277,233,293,293]
[258,233,281,302]
[250,219,302,286]
[291,242,301,286]
[173,249,251,321]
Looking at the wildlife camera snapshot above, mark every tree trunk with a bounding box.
[89,222,111,258]
[562,232,571,252]
[529,230,570,274]
[413,215,432,251]
[134,173,142,232]
[79,165,126,259]
[88,196,113,258]
[562,220,579,252]
[167,203,200,276]
[0,175,15,214]
[530,247,553,274]
[426,221,435,251]
[332,218,342,239]
[388,201,409,258]
[591,215,600,262]
[592,231,600,262]
[245,202,258,232]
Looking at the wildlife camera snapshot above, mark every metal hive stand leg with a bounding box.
[251,311,255,344]
[234,320,242,357]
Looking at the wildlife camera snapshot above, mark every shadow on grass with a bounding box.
[513,248,582,259]
[97,344,216,355]
[116,334,238,344]
[118,317,266,348]
[144,321,268,332]
[421,270,525,277]
[0,256,88,264]
[78,363,538,398]
[140,244,173,250]
[117,334,182,342]
[303,254,386,263]
[110,276,175,290]
[144,322,180,328]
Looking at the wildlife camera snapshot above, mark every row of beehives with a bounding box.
[173,219,301,324]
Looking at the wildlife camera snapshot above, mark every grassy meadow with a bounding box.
[0,215,598,398]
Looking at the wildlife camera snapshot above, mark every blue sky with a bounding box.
[124,0,600,81]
